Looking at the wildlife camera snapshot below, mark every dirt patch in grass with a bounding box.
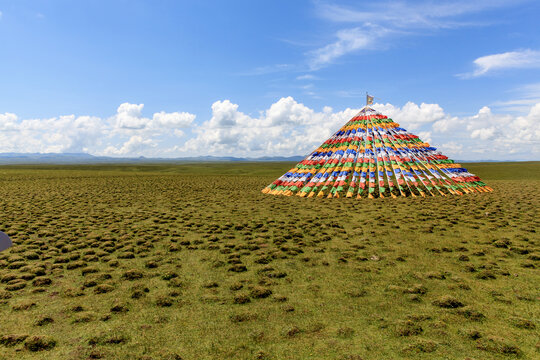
[23,336,56,351]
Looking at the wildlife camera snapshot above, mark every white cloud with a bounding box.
[308,1,521,70]
[115,103,147,129]
[309,26,391,70]
[178,97,538,160]
[430,103,540,158]
[460,49,540,78]
[207,100,250,128]
[173,129,185,138]
[317,1,515,28]
[0,113,18,130]
[296,74,317,80]
[470,127,497,140]
[103,135,155,156]
[417,131,432,144]
[152,111,195,128]
[1,98,538,160]
[180,97,358,157]
[0,114,106,154]
[265,96,315,126]
[0,103,196,156]
[489,82,540,113]
[373,102,446,130]
[439,142,463,155]
[112,103,195,136]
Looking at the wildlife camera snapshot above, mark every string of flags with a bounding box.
[262,105,492,199]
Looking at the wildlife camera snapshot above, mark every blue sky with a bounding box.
[0,0,539,160]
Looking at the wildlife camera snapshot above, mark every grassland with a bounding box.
[0,161,538,360]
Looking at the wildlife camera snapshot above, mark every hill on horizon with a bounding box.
[0,152,525,165]
[0,152,305,165]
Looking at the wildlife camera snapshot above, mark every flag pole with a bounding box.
[362,92,368,113]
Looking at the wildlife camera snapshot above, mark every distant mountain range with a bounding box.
[0,152,305,164]
[0,152,520,165]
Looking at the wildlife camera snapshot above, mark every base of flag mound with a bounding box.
[262,106,493,199]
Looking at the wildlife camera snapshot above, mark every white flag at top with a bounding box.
[366,94,374,105]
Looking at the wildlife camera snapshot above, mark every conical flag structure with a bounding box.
[262,106,492,199]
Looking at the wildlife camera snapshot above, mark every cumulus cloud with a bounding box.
[112,103,195,132]
[180,97,358,156]
[103,135,155,156]
[460,49,540,78]
[417,131,433,144]
[0,114,106,153]
[115,103,147,129]
[179,96,540,160]
[430,103,540,158]
[175,97,537,160]
[0,103,196,156]
[373,102,446,130]
[207,100,249,128]
[471,127,497,140]
[152,111,195,128]
[265,96,315,126]
[1,98,538,160]
[439,142,463,155]
[0,113,18,130]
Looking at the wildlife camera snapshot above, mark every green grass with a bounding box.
[465,161,540,180]
[0,162,538,359]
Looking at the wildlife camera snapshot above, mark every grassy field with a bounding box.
[0,161,538,359]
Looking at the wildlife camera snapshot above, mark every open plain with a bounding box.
[0,162,538,359]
